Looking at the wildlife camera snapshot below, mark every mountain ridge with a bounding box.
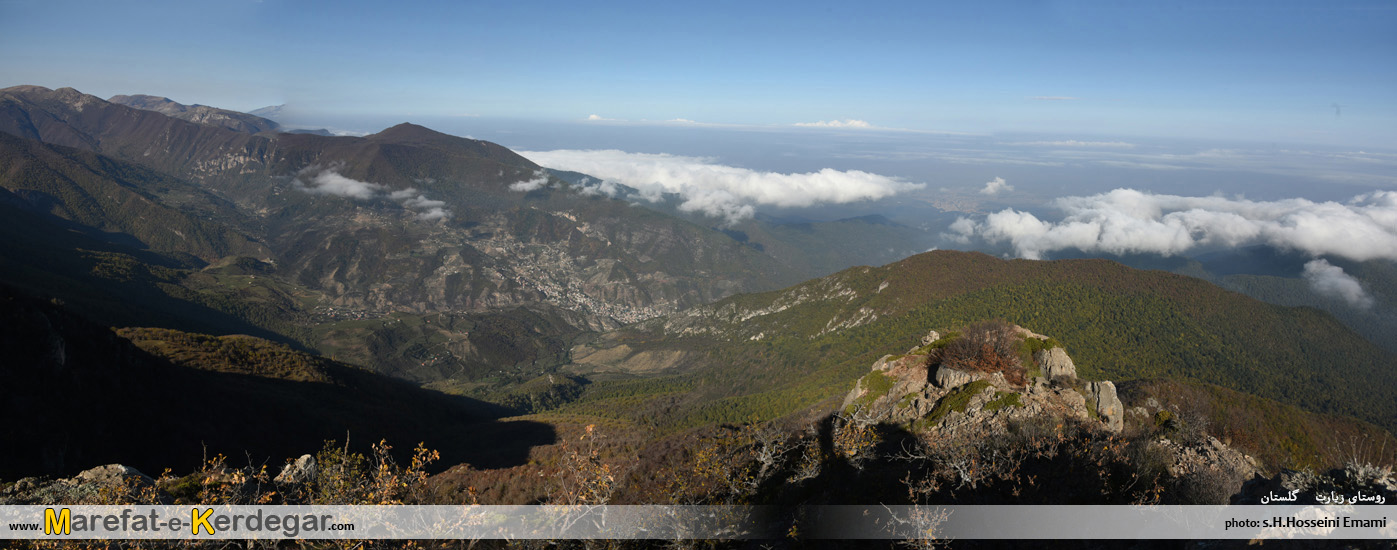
[107,93,281,134]
[562,250,1397,434]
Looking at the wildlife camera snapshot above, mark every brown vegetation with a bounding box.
[934,320,1027,387]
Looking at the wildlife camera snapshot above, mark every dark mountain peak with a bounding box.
[367,122,540,170]
[0,84,54,94]
[369,122,455,142]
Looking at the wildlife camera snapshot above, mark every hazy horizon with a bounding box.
[3,1,1395,303]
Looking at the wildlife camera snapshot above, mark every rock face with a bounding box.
[1084,381,1124,433]
[840,354,932,420]
[1035,348,1077,379]
[933,365,982,389]
[275,454,317,484]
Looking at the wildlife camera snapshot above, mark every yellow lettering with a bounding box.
[191,508,215,535]
[44,508,71,535]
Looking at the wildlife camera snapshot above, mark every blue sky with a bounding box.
[2,0,1394,146]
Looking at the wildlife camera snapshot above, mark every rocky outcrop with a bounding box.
[75,464,155,489]
[0,464,166,505]
[831,323,1278,507]
[840,354,932,422]
[1155,435,1259,478]
[919,330,942,346]
[842,325,1134,435]
[1084,381,1124,433]
[1035,347,1076,379]
[275,454,317,484]
[933,364,982,389]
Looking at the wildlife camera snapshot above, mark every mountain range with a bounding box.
[1,85,1393,504]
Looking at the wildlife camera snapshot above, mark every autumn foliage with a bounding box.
[936,320,1027,387]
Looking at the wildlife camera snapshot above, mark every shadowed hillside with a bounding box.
[0,285,552,479]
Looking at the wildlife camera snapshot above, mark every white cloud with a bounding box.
[508,170,551,192]
[794,119,873,128]
[297,168,385,199]
[573,176,625,198]
[400,194,451,221]
[950,189,1397,261]
[585,114,620,121]
[294,165,451,221]
[1303,259,1374,309]
[943,217,976,244]
[979,176,1014,195]
[517,149,923,225]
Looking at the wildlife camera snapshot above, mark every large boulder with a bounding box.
[933,365,981,389]
[1084,381,1124,433]
[1034,348,1076,380]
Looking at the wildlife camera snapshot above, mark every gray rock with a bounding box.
[76,464,154,489]
[1084,381,1124,433]
[920,330,942,346]
[1034,348,1076,379]
[933,365,980,389]
[275,454,317,484]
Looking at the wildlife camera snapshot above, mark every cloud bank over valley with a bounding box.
[517,149,924,224]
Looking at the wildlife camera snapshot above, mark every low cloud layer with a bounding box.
[979,177,1013,195]
[518,149,923,224]
[1302,259,1374,309]
[794,119,873,128]
[295,165,452,221]
[1010,140,1136,149]
[947,188,1397,262]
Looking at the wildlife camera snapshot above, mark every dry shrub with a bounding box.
[940,320,1026,387]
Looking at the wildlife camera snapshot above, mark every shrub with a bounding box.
[1153,410,1176,430]
[940,320,1027,387]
